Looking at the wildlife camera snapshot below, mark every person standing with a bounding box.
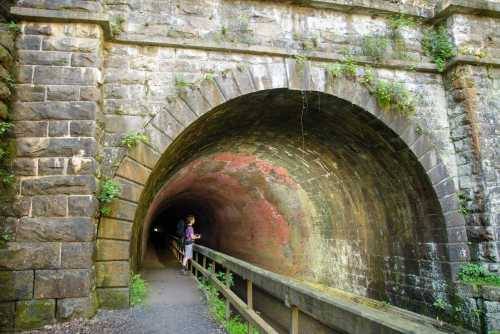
[182,215,200,274]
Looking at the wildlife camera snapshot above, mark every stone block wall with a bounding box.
[0,21,103,330]
[0,0,499,332]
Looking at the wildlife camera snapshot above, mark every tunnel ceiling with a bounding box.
[136,89,447,308]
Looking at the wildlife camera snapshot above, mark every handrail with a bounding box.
[169,236,278,334]
[169,236,472,334]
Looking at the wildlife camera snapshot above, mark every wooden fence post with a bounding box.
[247,279,253,334]
[195,252,199,278]
[290,306,299,334]
[225,267,231,321]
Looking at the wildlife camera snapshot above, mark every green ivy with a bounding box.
[459,263,500,286]
[130,274,148,306]
[121,132,149,149]
[98,179,121,215]
[423,26,456,72]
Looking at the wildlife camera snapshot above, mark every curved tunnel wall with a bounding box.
[134,89,452,313]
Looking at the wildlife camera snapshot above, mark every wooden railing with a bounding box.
[170,237,278,334]
[169,237,471,334]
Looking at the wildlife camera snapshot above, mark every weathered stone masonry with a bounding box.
[0,0,499,332]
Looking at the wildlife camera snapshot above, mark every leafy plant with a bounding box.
[294,54,308,63]
[130,274,148,306]
[342,55,357,78]
[0,170,14,185]
[121,132,149,149]
[98,179,121,215]
[325,64,343,78]
[459,263,500,286]
[360,66,375,85]
[433,298,449,311]
[422,26,456,72]
[388,14,416,31]
[175,76,192,89]
[458,192,472,216]
[362,35,389,60]
[374,80,415,115]
[198,265,260,334]
[4,73,15,91]
[0,122,13,136]
[6,21,20,34]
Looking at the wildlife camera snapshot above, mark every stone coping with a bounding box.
[434,0,500,21]
[11,5,500,74]
[194,243,473,334]
[10,7,112,39]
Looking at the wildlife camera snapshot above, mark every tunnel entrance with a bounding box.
[137,88,449,315]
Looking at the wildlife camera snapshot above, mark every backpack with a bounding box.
[176,220,186,245]
[176,220,185,237]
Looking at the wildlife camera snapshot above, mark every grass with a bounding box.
[198,266,260,334]
[459,263,500,287]
[130,274,148,306]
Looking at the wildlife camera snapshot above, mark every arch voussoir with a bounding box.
[249,63,274,91]
[215,70,243,101]
[178,86,212,117]
[96,65,472,309]
[231,67,256,95]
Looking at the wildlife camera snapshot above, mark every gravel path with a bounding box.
[23,252,226,334]
[24,304,225,334]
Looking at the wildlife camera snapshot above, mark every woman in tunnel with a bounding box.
[182,215,201,274]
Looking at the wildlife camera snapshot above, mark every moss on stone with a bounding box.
[15,299,55,329]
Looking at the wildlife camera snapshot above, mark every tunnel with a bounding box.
[134,88,449,314]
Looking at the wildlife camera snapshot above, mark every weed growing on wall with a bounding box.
[459,263,500,286]
[324,58,416,116]
[458,192,472,216]
[423,26,456,72]
[6,21,20,34]
[130,274,148,306]
[373,80,416,115]
[0,122,12,135]
[0,122,14,186]
[388,14,416,31]
[98,178,121,215]
[175,76,192,90]
[198,265,260,334]
[121,132,149,149]
[361,35,389,60]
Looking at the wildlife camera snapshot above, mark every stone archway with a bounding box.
[94,60,469,310]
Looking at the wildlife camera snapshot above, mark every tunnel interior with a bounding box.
[136,88,449,313]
